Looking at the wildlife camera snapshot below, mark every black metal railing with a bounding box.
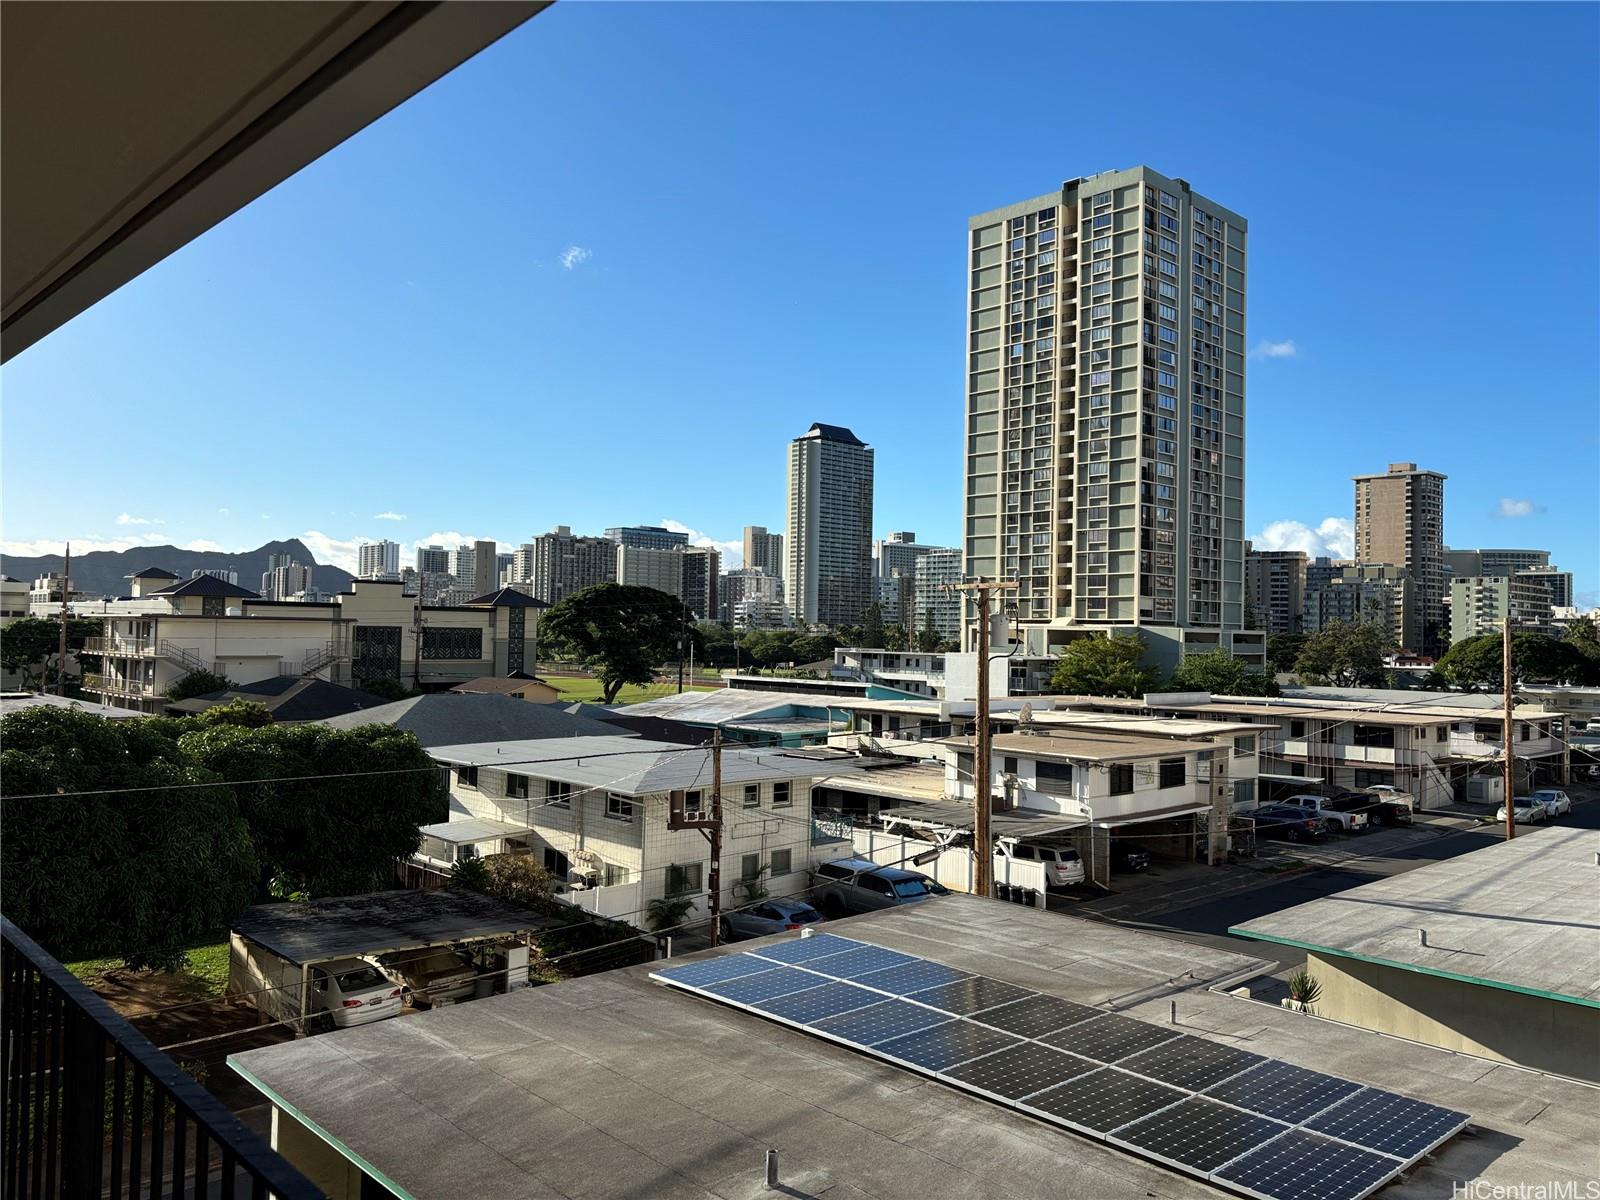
[1,917,324,1200]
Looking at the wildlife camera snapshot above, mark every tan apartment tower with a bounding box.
[1353,462,1445,652]
[963,166,1249,669]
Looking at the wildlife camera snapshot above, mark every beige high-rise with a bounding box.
[964,167,1247,657]
[1352,462,1445,652]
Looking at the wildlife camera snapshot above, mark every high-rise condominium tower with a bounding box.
[964,167,1248,659]
[786,423,873,628]
[357,539,400,580]
[1353,462,1445,652]
[742,526,784,578]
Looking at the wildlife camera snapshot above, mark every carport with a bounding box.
[228,889,559,1030]
[414,817,533,867]
[1089,802,1214,883]
[1257,772,1325,804]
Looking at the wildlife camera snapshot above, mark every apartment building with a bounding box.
[912,547,963,640]
[1244,544,1306,635]
[80,571,547,712]
[1303,562,1410,645]
[720,567,782,622]
[682,546,720,621]
[414,544,450,575]
[615,544,684,598]
[357,540,400,581]
[531,526,618,606]
[424,736,859,923]
[1353,462,1445,652]
[964,167,1250,672]
[261,561,313,602]
[605,525,689,551]
[786,423,874,628]
[874,531,935,582]
[742,525,784,579]
[731,596,790,630]
[1449,575,1554,642]
[1446,548,1571,612]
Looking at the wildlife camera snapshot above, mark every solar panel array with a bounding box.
[651,933,1469,1200]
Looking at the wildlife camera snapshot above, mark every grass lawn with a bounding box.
[551,677,717,705]
[66,938,231,1000]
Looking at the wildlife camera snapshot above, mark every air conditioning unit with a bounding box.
[566,867,600,890]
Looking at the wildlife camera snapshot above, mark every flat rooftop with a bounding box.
[1231,826,1600,1006]
[941,730,1220,762]
[230,899,1598,1200]
[817,762,949,802]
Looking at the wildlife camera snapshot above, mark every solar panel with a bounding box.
[851,958,971,996]
[1022,1066,1188,1135]
[941,1042,1100,1102]
[874,1020,1022,1072]
[650,953,787,989]
[1039,1013,1185,1063]
[905,975,1035,1016]
[649,937,1472,1200]
[1302,1087,1471,1162]
[799,944,921,980]
[810,998,950,1045]
[1111,1096,1288,1174]
[1118,1034,1267,1091]
[1212,1129,1402,1200]
[1203,1060,1364,1124]
[752,980,883,1025]
[970,993,1102,1039]
[701,966,820,1005]
[747,933,863,964]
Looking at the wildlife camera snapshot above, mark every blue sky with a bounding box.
[3,2,1596,600]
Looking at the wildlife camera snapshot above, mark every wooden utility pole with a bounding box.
[56,543,70,696]
[707,727,724,945]
[1503,616,1516,841]
[951,580,1016,899]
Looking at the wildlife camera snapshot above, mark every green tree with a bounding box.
[695,622,740,670]
[361,676,419,703]
[483,854,556,911]
[540,583,701,703]
[1266,633,1307,673]
[861,603,886,649]
[0,615,102,690]
[1293,620,1389,687]
[1168,651,1279,697]
[882,622,909,652]
[1048,635,1159,698]
[190,699,274,728]
[0,707,257,969]
[164,668,233,702]
[1433,631,1593,691]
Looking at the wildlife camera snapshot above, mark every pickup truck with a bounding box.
[1278,794,1368,834]
[1329,791,1413,827]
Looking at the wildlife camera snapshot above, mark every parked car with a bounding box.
[720,899,824,943]
[1249,804,1329,842]
[1328,792,1413,828]
[1494,797,1547,825]
[811,858,949,917]
[308,958,404,1029]
[1278,794,1368,834]
[1530,788,1572,817]
[1108,843,1151,872]
[376,946,478,1007]
[997,840,1086,886]
[1361,784,1415,809]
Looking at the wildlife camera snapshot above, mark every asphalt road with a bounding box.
[1095,798,1600,972]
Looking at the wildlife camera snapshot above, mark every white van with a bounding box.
[998,841,1085,887]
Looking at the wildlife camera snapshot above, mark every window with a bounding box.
[506,773,529,800]
[1232,735,1256,758]
[741,853,761,881]
[605,793,634,822]
[1003,756,1019,775]
[665,862,702,897]
[772,781,791,808]
[770,849,792,876]
[1351,725,1395,749]
[1109,763,1134,795]
[421,627,484,660]
[1289,719,1306,738]
[545,779,573,808]
[457,765,479,790]
[1158,759,1185,788]
[201,596,226,617]
[543,847,570,878]
[743,783,759,808]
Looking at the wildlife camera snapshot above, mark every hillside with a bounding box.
[0,539,354,598]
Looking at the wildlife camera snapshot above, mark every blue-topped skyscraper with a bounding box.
[787,423,874,629]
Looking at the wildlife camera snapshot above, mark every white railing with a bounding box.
[560,880,641,920]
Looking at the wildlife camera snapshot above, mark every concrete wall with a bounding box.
[1307,952,1600,1083]
[271,1105,368,1200]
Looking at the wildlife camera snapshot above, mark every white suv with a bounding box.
[998,841,1086,887]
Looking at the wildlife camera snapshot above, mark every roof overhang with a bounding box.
[2,0,547,361]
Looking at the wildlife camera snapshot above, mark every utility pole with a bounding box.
[56,543,70,696]
[677,601,688,693]
[1503,616,1516,842]
[951,580,1016,899]
[707,727,724,946]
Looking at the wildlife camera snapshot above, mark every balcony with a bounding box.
[1,917,323,1199]
[83,637,157,657]
[81,674,154,699]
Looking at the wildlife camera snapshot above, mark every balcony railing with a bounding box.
[80,674,153,699]
[83,637,158,657]
[1,916,324,1200]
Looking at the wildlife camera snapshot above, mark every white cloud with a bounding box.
[373,511,407,522]
[0,534,170,557]
[115,512,163,526]
[558,245,592,270]
[217,507,231,516]
[660,518,743,567]
[1494,497,1541,519]
[296,531,368,573]
[179,539,230,554]
[1252,516,1354,560]
[1250,339,1298,359]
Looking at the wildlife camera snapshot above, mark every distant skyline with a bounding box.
[1,3,1595,602]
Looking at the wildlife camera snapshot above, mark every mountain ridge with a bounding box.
[0,539,355,598]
